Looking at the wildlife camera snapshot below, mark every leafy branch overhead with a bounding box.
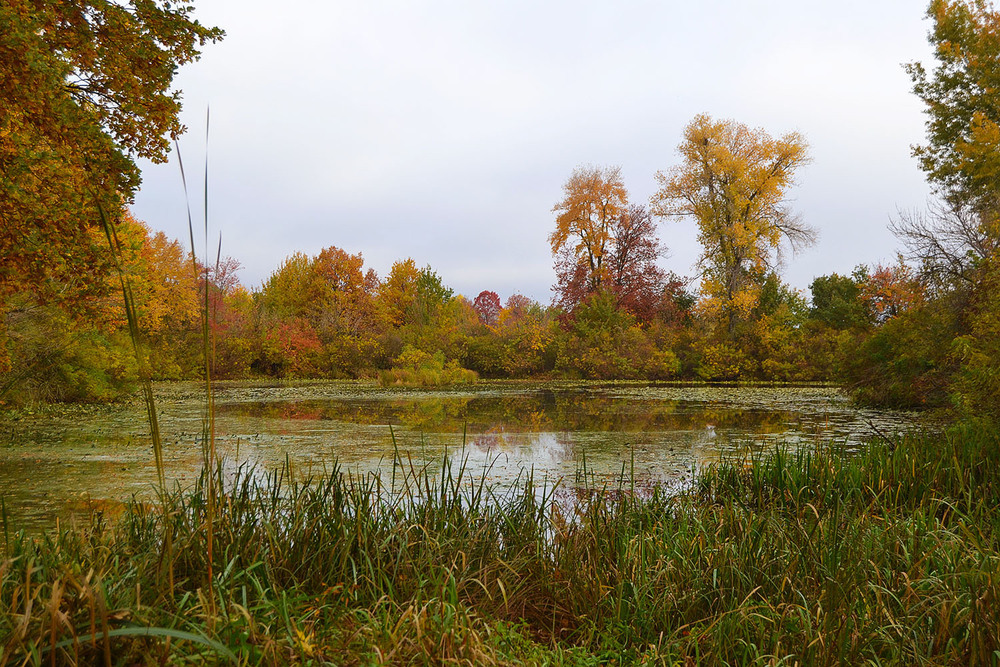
[0,0,223,309]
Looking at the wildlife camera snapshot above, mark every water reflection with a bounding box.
[0,382,919,532]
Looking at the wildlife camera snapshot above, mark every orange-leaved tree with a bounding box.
[0,1,222,377]
[550,167,668,319]
[550,165,628,305]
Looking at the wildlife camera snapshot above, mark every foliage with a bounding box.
[652,114,814,338]
[0,0,220,397]
[605,205,669,323]
[551,169,669,321]
[0,302,137,402]
[809,270,869,329]
[379,345,477,386]
[256,317,323,378]
[907,0,1000,205]
[1,211,220,402]
[950,256,1000,423]
[464,295,558,378]
[556,290,680,379]
[693,341,751,381]
[841,300,960,408]
[255,247,385,378]
[472,290,501,326]
[0,0,222,308]
[857,259,926,324]
[550,165,628,300]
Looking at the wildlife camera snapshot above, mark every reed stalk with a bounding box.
[2,425,1000,663]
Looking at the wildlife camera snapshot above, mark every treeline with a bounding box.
[1,101,931,403]
[5,0,1000,431]
[0,205,924,403]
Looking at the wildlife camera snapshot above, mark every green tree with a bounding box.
[810,271,869,330]
[907,0,1000,205]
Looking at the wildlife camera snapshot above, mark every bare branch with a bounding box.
[890,198,1000,286]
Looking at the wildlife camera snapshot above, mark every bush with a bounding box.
[379,345,478,386]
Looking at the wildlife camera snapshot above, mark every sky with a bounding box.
[132,0,938,304]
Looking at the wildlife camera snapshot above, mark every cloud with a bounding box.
[132,0,936,302]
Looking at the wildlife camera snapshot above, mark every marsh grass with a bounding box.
[2,424,1000,665]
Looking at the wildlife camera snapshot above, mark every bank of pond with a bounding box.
[6,381,998,664]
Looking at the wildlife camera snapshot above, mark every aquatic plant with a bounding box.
[2,424,999,664]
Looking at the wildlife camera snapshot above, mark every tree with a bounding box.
[607,204,668,322]
[906,0,1000,206]
[310,246,381,339]
[809,271,869,330]
[891,199,1000,287]
[378,259,422,327]
[550,165,628,300]
[472,291,501,326]
[857,260,926,324]
[258,253,315,320]
[900,1,1000,289]
[1,0,221,376]
[652,114,814,337]
[550,168,668,319]
[256,247,384,377]
[0,1,222,299]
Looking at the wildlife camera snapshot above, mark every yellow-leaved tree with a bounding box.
[652,114,814,338]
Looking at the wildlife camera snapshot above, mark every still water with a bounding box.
[0,381,918,531]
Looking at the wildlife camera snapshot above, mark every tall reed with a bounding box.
[95,202,165,490]
[175,112,221,612]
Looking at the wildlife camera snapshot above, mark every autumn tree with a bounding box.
[472,291,502,326]
[310,246,381,340]
[378,259,423,328]
[0,211,210,401]
[838,1,1000,411]
[0,1,222,301]
[895,0,1000,296]
[608,204,668,322]
[652,114,814,338]
[550,165,628,302]
[256,247,384,376]
[0,0,221,378]
[907,0,1000,206]
[550,168,668,318]
[857,261,926,324]
[497,295,557,376]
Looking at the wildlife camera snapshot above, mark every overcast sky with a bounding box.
[132,0,937,304]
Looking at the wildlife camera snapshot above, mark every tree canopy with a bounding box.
[550,166,668,319]
[0,0,223,306]
[651,114,814,336]
[550,165,628,296]
[907,0,1000,206]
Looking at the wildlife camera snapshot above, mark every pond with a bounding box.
[0,381,920,532]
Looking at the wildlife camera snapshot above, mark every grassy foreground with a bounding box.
[3,426,1000,665]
